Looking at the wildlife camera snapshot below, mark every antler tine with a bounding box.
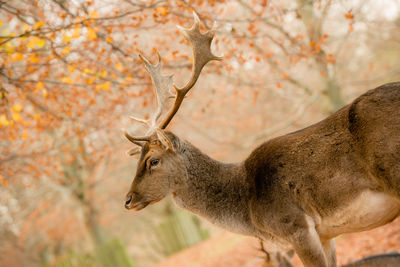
[125,12,221,145]
[159,12,222,129]
[124,53,173,145]
[139,52,173,128]
[123,130,150,144]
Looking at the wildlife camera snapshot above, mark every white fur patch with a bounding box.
[319,190,400,237]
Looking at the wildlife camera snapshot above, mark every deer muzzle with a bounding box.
[125,195,133,207]
[125,192,150,211]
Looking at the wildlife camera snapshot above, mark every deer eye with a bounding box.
[150,159,160,167]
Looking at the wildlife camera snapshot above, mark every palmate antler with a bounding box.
[124,12,222,152]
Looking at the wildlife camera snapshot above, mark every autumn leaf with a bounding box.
[89,10,99,18]
[73,27,81,38]
[155,6,169,16]
[22,23,30,31]
[83,68,94,75]
[68,65,75,73]
[36,82,44,91]
[86,27,97,40]
[12,52,24,62]
[30,55,39,63]
[37,38,46,47]
[22,130,28,140]
[11,104,22,112]
[42,89,48,98]
[27,37,46,49]
[0,114,10,127]
[62,46,72,54]
[63,35,72,43]
[98,70,107,78]
[115,63,123,71]
[96,81,111,91]
[87,76,96,84]
[34,21,45,29]
[12,112,23,122]
[345,10,354,20]
[61,77,74,84]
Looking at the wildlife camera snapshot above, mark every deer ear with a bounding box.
[127,147,141,156]
[155,128,175,151]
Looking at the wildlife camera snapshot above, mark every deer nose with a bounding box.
[125,195,133,208]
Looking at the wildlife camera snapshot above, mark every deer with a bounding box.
[123,13,400,267]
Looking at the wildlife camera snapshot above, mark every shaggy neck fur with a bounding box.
[172,140,258,236]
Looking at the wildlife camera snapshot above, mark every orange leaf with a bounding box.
[87,76,95,84]
[62,77,73,84]
[96,81,111,91]
[63,35,72,43]
[12,53,24,62]
[27,37,46,48]
[345,10,354,20]
[86,27,97,40]
[11,104,22,112]
[34,21,45,29]
[0,114,10,127]
[62,46,72,54]
[42,89,48,98]
[22,130,28,140]
[155,6,169,16]
[36,82,44,91]
[89,10,99,18]
[12,112,22,122]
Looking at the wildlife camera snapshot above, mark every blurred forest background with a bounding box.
[1,0,400,266]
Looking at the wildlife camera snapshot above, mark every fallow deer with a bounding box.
[123,13,400,267]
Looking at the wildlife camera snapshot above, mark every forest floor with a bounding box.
[155,217,400,267]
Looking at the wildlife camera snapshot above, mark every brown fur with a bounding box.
[125,82,400,267]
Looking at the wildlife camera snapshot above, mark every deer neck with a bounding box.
[172,141,257,236]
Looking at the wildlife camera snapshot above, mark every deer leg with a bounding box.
[256,217,330,267]
[289,226,330,267]
[321,239,336,267]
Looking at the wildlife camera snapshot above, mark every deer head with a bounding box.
[124,13,221,210]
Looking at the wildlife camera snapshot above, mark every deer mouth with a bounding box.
[125,198,149,211]
[125,192,164,210]
[125,193,149,211]
[129,201,150,211]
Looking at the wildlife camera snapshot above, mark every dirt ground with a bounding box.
[155,217,400,267]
